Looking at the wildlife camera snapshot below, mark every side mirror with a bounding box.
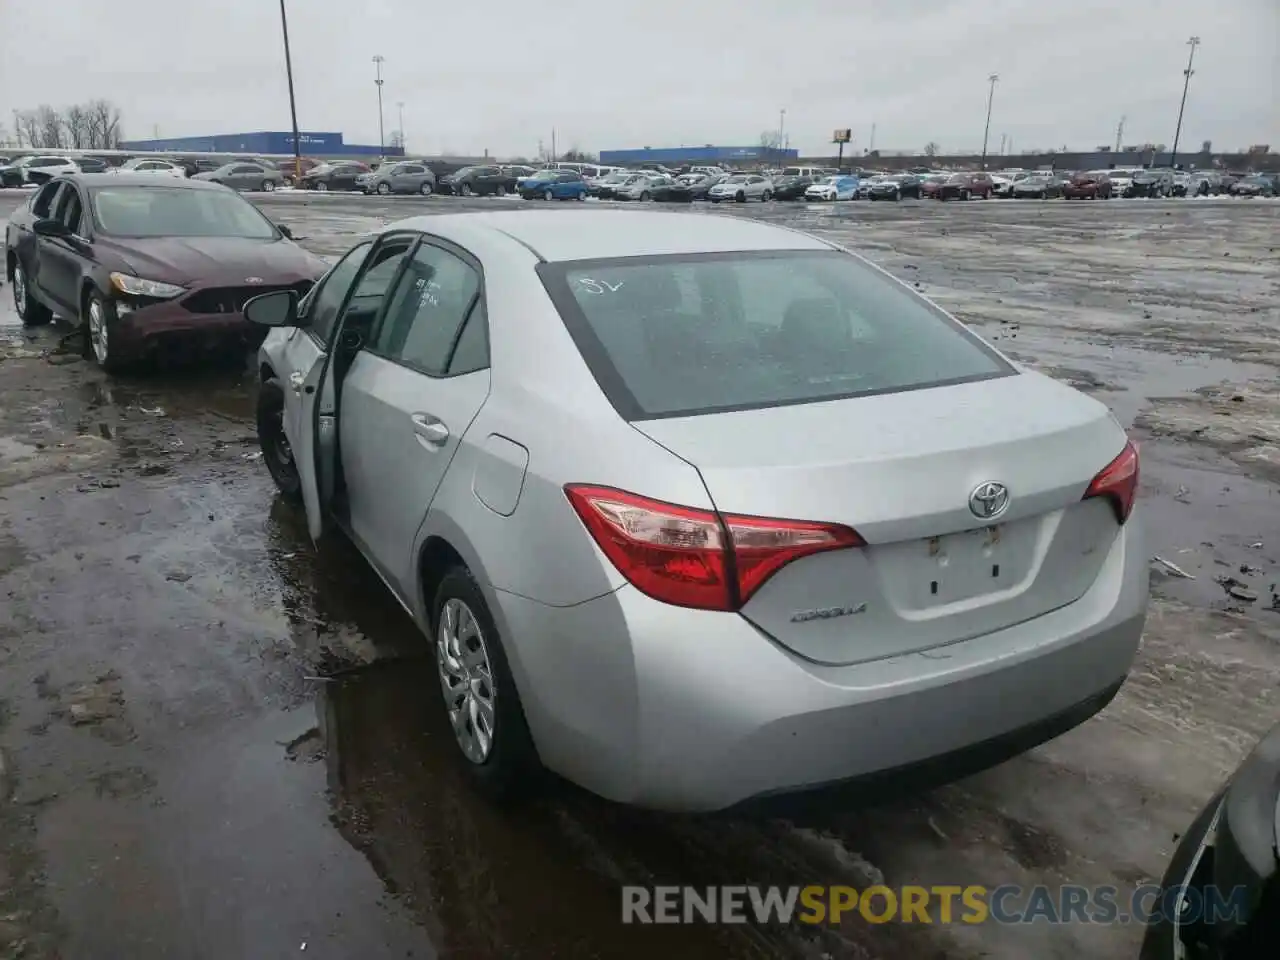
[33,218,70,238]
[277,224,294,239]
[244,289,300,328]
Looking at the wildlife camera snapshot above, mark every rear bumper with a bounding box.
[496,512,1148,811]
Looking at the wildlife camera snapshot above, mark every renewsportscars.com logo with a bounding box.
[621,884,1252,926]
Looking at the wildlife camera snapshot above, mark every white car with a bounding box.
[707,174,773,203]
[116,157,187,178]
[805,176,859,202]
[19,155,80,185]
[1106,168,1143,198]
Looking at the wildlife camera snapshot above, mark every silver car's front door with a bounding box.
[278,241,374,540]
[339,238,491,600]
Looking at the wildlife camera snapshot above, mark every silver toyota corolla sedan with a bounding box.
[245,209,1148,812]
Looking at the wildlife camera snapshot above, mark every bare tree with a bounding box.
[14,110,40,149]
[64,104,91,149]
[1201,139,1212,153]
[85,100,123,149]
[36,105,65,149]
[923,141,939,157]
[561,147,597,163]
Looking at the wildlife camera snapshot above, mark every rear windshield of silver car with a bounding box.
[537,250,1013,420]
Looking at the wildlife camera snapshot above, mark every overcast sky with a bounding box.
[1,0,1276,158]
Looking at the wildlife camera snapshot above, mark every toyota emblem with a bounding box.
[244,276,265,284]
[969,482,1010,520]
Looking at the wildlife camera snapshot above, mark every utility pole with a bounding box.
[868,122,876,154]
[551,127,557,161]
[372,55,386,156]
[779,107,786,165]
[1169,37,1200,170]
[396,101,405,150]
[980,73,998,170]
[998,132,1007,156]
[1115,116,1126,153]
[278,0,303,183]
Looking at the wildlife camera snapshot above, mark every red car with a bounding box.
[937,172,995,200]
[1063,173,1113,200]
[5,173,328,371]
[919,175,948,199]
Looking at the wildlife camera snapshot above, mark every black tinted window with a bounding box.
[374,243,481,376]
[308,242,372,343]
[447,301,489,376]
[32,182,62,216]
[540,251,1010,419]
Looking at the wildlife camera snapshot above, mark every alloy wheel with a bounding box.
[13,266,26,318]
[87,299,109,366]
[437,598,497,764]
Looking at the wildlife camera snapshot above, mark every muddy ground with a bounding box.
[1,190,1278,960]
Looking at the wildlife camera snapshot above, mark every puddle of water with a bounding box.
[982,327,1276,426]
[311,662,775,960]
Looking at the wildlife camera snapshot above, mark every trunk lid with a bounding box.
[633,372,1128,666]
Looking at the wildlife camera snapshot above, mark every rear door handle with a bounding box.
[410,413,450,448]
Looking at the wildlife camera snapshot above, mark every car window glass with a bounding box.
[32,182,63,217]
[446,300,489,376]
[373,243,481,375]
[55,187,83,234]
[307,242,373,343]
[337,241,413,329]
[546,252,1008,418]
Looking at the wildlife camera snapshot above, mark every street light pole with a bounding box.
[980,73,998,170]
[1169,37,1200,170]
[278,0,303,184]
[372,55,386,157]
[397,101,405,151]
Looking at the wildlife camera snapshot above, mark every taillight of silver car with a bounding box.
[564,484,863,611]
[1082,439,1140,525]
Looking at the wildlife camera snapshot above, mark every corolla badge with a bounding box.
[790,602,867,623]
[969,481,1010,520]
[244,277,265,284]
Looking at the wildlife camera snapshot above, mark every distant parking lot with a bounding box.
[0,190,1277,960]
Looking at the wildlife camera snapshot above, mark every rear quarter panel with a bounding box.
[416,232,713,614]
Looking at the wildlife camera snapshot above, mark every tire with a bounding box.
[543,189,554,201]
[256,378,302,501]
[639,191,650,202]
[461,183,474,197]
[576,190,586,201]
[81,291,126,373]
[432,566,540,798]
[261,180,275,192]
[736,191,746,203]
[960,189,970,201]
[376,182,390,195]
[316,181,329,192]
[893,190,901,201]
[496,184,506,197]
[419,182,433,196]
[12,262,52,327]
[761,190,772,202]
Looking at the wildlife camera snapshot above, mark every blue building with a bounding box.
[598,145,800,165]
[118,131,401,158]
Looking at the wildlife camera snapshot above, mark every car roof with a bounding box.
[60,172,228,190]
[385,209,832,262]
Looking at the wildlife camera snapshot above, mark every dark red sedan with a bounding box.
[1063,172,1113,199]
[5,173,327,371]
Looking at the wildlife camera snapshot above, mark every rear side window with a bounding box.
[373,243,482,376]
[539,251,1012,420]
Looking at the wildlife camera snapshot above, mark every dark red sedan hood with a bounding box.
[95,236,325,286]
